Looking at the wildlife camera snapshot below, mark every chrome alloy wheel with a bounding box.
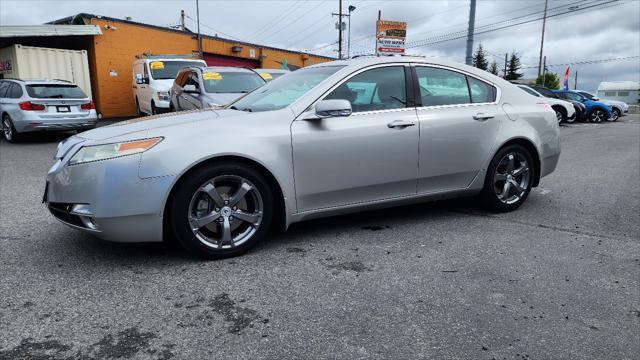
[608,109,619,122]
[188,175,263,249]
[590,109,605,123]
[2,117,12,141]
[493,153,531,205]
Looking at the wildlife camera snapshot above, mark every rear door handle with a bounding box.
[473,113,495,121]
[387,120,416,128]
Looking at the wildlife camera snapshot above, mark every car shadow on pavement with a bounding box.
[1,131,75,144]
[46,196,511,264]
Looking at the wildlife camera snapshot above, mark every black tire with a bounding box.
[135,97,142,117]
[2,114,21,143]
[589,108,606,123]
[169,162,274,259]
[151,101,158,115]
[608,108,620,122]
[553,107,565,124]
[480,144,534,212]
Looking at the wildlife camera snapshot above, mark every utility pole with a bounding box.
[537,0,548,77]
[338,0,343,59]
[375,10,381,56]
[574,70,578,89]
[541,56,547,87]
[196,0,202,58]
[180,9,186,31]
[503,53,507,78]
[465,0,477,66]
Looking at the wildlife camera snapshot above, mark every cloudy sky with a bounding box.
[1,0,638,92]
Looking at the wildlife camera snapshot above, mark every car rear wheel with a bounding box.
[480,145,534,212]
[608,108,620,122]
[2,114,21,143]
[135,97,142,117]
[589,108,605,123]
[169,162,274,259]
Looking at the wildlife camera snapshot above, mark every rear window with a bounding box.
[26,84,87,99]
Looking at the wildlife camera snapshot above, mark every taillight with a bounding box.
[81,101,95,110]
[19,101,46,111]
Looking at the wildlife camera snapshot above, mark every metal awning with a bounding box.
[0,25,102,38]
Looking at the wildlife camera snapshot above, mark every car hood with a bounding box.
[205,92,248,106]
[78,110,224,141]
[151,79,174,92]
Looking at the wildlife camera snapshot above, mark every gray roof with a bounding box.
[0,25,102,37]
[597,81,639,91]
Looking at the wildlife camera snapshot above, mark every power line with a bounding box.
[251,1,306,43]
[185,15,243,41]
[521,55,640,69]
[257,0,329,45]
[405,0,624,50]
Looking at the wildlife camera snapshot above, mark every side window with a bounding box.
[415,67,470,106]
[0,81,10,98]
[8,83,23,99]
[468,77,496,103]
[185,72,201,90]
[143,64,149,80]
[520,86,540,97]
[325,66,406,113]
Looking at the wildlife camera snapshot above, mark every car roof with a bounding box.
[254,69,289,74]
[1,79,78,86]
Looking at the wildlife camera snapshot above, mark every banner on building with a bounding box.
[376,20,407,54]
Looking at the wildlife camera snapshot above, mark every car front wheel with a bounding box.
[169,162,274,259]
[589,108,605,123]
[554,108,564,124]
[480,145,534,212]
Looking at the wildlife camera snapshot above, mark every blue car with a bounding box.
[553,90,612,123]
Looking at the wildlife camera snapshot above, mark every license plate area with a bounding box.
[56,106,71,113]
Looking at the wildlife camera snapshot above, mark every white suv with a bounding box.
[0,79,97,143]
[132,57,206,115]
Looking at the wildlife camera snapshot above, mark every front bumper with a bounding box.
[45,151,175,243]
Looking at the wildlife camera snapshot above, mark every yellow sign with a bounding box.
[149,61,164,70]
[203,72,223,80]
[259,73,273,80]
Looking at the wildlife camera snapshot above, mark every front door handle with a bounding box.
[387,120,416,129]
[473,113,495,121]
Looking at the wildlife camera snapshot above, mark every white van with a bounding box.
[132,56,206,115]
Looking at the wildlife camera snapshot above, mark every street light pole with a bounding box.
[338,0,343,59]
[347,5,356,58]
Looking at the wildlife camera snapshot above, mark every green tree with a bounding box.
[472,43,489,71]
[504,52,523,80]
[488,60,499,76]
[535,72,561,89]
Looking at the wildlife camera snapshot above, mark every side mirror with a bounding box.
[135,73,144,85]
[183,84,199,94]
[314,99,352,118]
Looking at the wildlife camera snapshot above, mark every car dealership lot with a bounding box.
[1,116,638,359]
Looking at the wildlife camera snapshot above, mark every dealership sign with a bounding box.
[376,20,407,54]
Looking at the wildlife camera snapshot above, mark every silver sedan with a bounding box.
[45,56,560,258]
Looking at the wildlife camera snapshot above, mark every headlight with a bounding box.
[157,91,170,101]
[69,137,163,165]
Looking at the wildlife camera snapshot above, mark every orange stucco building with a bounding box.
[46,13,333,118]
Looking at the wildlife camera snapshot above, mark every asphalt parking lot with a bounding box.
[1,115,638,360]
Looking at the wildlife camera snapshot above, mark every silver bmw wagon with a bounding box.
[45,56,560,258]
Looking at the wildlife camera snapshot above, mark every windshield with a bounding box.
[579,91,595,100]
[150,61,203,80]
[26,84,86,99]
[230,66,344,112]
[203,72,265,93]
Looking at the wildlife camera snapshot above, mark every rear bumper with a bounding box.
[13,112,98,133]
